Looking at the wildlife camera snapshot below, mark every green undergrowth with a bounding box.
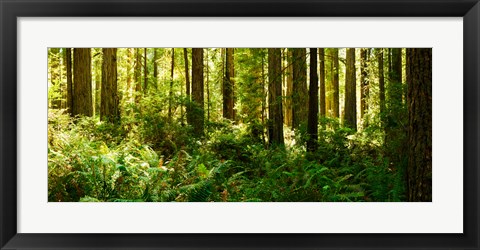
[48,109,405,202]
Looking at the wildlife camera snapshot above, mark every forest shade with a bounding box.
[47,48,431,202]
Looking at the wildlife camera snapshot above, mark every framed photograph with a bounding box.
[1,0,478,249]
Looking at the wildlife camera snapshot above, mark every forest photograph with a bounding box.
[47,47,432,202]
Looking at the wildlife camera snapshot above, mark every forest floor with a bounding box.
[48,108,406,202]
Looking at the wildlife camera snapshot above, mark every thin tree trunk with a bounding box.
[168,48,175,121]
[223,48,235,120]
[134,48,142,103]
[153,48,158,90]
[332,48,340,118]
[206,48,210,122]
[284,49,293,127]
[378,48,386,118]
[268,48,284,145]
[184,48,191,124]
[144,48,148,94]
[307,48,319,152]
[126,48,133,104]
[191,48,204,136]
[261,52,266,146]
[65,48,73,115]
[360,48,369,119]
[344,48,357,130]
[319,48,326,117]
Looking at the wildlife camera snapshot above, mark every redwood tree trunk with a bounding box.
[291,48,308,130]
[191,48,204,136]
[344,48,356,130]
[65,48,73,116]
[319,48,326,117]
[134,48,142,103]
[168,48,175,121]
[332,48,340,118]
[284,49,293,127]
[406,48,432,202]
[184,48,192,124]
[72,48,92,117]
[307,48,319,152]
[100,48,119,123]
[360,48,369,119]
[223,48,235,120]
[153,48,158,89]
[378,48,386,118]
[268,48,284,145]
[143,48,148,94]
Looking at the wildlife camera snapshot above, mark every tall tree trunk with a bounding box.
[332,48,340,118]
[261,52,267,146]
[360,48,369,119]
[406,48,432,202]
[268,48,284,145]
[344,48,356,130]
[291,48,308,130]
[100,48,119,123]
[72,48,92,117]
[223,48,235,120]
[93,50,101,116]
[191,48,204,136]
[143,48,148,94]
[126,48,133,104]
[326,49,332,116]
[390,48,403,104]
[206,48,210,122]
[134,48,142,103]
[284,49,293,127]
[307,48,319,152]
[184,48,192,124]
[319,48,326,117]
[378,48,386,119]
[168,48,175,121]
[65,48,73,116]
[153,48,158,90]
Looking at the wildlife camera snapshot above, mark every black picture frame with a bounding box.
[1,0,479,249]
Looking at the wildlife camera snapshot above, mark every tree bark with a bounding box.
[134,48,142,103]
[332,48,340,118]
[206,48,210,122]
[100,48,119,123]
[284,49,293,127]
[126,48,133,104]
[378,48,386,118]
[319,48,326,117]
[153,48,158,89]
[307,48,319,152]
[184,48,192,124]
[291,48,308,130]
[191,48,204,136]
[72,48,92,117]
[143,48,148,94]
[65,48,73,116]
[223,48,235,120]
[168,48,175,121]
[360,48,369,119]
[406,48,432,202]
[268,48,284,145]
[390,48,403,105]
[344,48,357,130]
